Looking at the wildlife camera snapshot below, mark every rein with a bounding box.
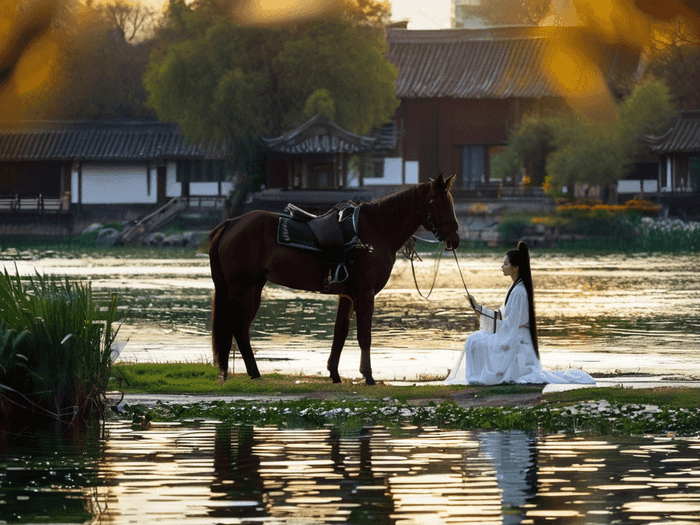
[403,237,443,300]
[402,236,481,321]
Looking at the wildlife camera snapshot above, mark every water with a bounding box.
[2,422,700,524]
[2,250,700,380]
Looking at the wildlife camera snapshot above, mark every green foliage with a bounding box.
[0,268,122,423]
[144,1,399,146]
[117,393,700,437]
[303,88,336,122]
[498,79,677,198]
[491,115,558,186]
[497,215,530,243]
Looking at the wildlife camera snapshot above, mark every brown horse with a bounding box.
[208,172,460,385]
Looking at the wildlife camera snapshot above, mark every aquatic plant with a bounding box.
[637,217,700,252]
[118,397,700,437]
[0,268,122,425]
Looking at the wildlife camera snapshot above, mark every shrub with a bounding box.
[498,216,530,243]
[0,268,122,425]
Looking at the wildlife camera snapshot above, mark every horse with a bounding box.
[208,172,460,385]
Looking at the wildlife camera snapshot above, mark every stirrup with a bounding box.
[330,263,349,284]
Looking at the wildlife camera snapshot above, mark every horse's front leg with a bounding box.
[355,292,376,385]
[327,295,354,383]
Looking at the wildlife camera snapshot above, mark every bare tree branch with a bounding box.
[101,0,156,43]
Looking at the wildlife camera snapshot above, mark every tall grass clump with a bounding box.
[0,268,121,425]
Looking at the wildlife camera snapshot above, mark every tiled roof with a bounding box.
[263,114,377,154]
[646,111,700,154]
[0,120,226,161]
[386,26,640,99]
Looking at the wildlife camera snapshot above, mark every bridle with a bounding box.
[425,196,458,245]
[426,213,444,242]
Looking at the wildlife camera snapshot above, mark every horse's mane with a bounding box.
[362,182,427,223]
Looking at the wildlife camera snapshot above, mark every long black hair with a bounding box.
[506,241,539,359]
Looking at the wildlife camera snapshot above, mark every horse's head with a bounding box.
[423,172,461,251]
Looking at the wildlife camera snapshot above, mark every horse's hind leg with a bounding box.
[327,295,354,383]
[212,287,234,384]
[230,282,264,379]
[355,292,376,386]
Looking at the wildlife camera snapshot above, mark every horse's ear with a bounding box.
[430,171,443,183]
[435,171,454,191]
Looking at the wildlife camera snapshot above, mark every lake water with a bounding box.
[2,422,700,524]
[2,249,700,523]
[3,249,699,382]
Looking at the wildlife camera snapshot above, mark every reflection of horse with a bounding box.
[208,172,460,385]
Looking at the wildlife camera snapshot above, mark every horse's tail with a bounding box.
[209,219,234,372]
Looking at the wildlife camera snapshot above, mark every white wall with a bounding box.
[73,163,156,204]
[166,161,181,198]
[70,161,234,204]
[362,158,419,186]
[618,180,658,193]
[190,181,234,195]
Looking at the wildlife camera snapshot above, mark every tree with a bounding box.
[303,88,336,121]
[0,0,158,120]
[99,0,158,43]
[645,18,700,110]
[144,0,398,142]
[456,0,552,27]
[492,79,677,202]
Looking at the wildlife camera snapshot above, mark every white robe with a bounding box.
[445,281,596,386]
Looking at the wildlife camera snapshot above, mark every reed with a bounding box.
[0,267,121,425]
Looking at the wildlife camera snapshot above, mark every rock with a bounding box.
[95,228,120,247]
[82,223,103,235]
[144,232,165,246]
[162,233,186,246]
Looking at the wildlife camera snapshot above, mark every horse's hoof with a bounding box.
[249,372,261,380]
[217,371,228,385]
[365,377,376,386]
[331,375,342,384]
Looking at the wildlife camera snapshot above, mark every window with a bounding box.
[462,145,485,188]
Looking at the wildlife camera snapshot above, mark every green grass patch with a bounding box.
[542,386,700,410]
[111,365,700,436]
[112,363,534,402]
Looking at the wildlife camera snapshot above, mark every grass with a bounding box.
[0,268,122,424]
[110,363,540,403]
[543,385,700,409]
[110,364,700,436]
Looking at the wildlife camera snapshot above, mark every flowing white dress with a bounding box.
[445,280,596,386]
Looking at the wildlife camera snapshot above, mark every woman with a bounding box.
[445,241,595,386]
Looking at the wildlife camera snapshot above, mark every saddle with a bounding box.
[277,202,360,284]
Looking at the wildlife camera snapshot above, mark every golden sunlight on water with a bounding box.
[0,422,687,524]
[3,252,700,380]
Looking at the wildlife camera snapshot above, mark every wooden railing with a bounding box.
[0,195,66,212]
[452,184,547,201]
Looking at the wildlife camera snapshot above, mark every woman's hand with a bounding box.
[468,294,480,312]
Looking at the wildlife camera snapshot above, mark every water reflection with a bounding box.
[3,253,700,378]
[2,423,700,524]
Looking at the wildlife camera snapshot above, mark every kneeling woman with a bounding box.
[445,241,594,386]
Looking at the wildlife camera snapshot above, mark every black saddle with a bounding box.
[277,202,359,284]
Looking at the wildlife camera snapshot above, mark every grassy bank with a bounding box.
[111,364,700,437]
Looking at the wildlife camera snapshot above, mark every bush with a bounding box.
[498,216,530,243]
[0,268,122,425]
